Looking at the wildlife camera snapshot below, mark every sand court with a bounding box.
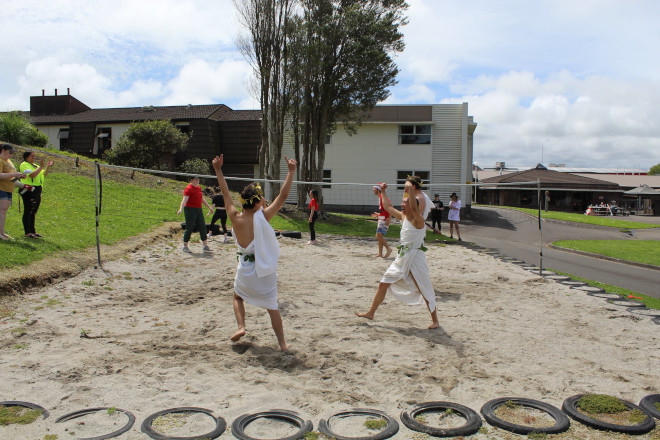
[0,232,658,438]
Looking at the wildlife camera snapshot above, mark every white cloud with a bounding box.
[162,58,253,107]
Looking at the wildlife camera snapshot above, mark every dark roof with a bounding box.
[482,167,620,189]
[28,104,261,125]
[220,110,262,121]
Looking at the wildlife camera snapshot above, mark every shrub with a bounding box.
[0,111,49,148]
[577,394,626,414]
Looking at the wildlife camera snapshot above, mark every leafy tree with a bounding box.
[234,0,408,207]
[105,119,189,170]
[0,111,49,148]
[649,163,660,175]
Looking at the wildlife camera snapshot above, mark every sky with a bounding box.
[1,0,659,171]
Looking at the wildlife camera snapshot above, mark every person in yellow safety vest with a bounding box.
[19,151,53,238]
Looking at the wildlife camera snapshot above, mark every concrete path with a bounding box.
[457,207,660,298]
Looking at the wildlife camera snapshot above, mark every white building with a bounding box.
[282,103,477,212]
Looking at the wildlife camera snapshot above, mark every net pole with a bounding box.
[94,162,102,268]
[537,178,543,275]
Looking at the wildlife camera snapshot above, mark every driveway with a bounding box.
[458,207,660,298]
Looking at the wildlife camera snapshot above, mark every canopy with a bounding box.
[623,184,660,196]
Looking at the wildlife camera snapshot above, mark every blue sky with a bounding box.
[1,0,659,170]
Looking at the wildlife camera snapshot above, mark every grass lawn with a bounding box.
[553,240,660,267]
[1,173,181,269]
[494,206,659,229]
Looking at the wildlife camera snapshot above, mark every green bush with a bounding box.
[105,119,189,170]
[0,111,49,148]
[179,157,211,177]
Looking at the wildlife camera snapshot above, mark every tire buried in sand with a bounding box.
[231,409,312,440]
[318,408,399,440]
[480,397,570,435]
[401,401,481,437]
[140,407,226,440]
[562,394,655,435]
[56,407,135,440]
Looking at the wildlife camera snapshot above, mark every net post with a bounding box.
[537,178,543,275]
[95,162,102,268]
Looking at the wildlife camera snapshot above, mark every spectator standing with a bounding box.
[19,150,53,238]
[448,192,462,241]
[0,144,28,240]
[430,193,444,234]
[208,186,230,243]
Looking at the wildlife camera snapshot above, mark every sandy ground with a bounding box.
[0,230,658,439]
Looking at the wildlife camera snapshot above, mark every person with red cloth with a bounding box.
[177,176,213,253]
[307,189,319,244]
[372,184,392,258]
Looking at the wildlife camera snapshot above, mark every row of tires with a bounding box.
[3,394,659,439]
[181,223,303,239]
[464,244,660,325]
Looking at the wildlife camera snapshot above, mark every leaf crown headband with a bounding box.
[406,175,423,187]
[239,183,263,206]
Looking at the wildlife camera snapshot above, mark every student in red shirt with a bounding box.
[307,189,319,244]
[177,176,213,253]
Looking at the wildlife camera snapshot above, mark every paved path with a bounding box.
[458,207,660,298]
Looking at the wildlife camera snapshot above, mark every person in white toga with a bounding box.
[212,154,297,351]
[356,180,439,329]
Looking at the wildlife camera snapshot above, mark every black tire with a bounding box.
[571,285,605,293]
[140,407,226,440]
[0,400,49,420]
[55,407,135,440]
[562,394,655,435]
[627,307,660,318]
[558,280,588,287]
[231,409,312,440]
[640,394,660,420]
[607,298,646,308]
[543,275,572,281]
[400,401,481,437]
[318,408,399,440]
[280,231,302,239]
[480,397,570,435]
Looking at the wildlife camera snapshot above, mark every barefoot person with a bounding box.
[212,154,297,351]
[372,184,392,258]
[356,181,439,329]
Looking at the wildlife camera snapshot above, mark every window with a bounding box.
[325,135,332,144]
[175,123,190,135]
[95,127,112,156]
[396,170,430,190]
[322,169,332,189]
[57,128,69,150]
[399,125,431,144]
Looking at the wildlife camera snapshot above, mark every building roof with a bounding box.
[28,104,261,125]
[573,173,660,190]
[481,164,620,189]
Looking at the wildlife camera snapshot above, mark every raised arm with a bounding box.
[379,183,402,221]
[212,155,239,219]
[404,181,425,228]
[263,156,296,221]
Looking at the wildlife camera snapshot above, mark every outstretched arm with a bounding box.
[263,157,296,221]
[212,155,239,219]
[379,183,402,221]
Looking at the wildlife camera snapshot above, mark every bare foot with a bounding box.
[373,254,382,258]
[428,322,439,329]
[384,248,392,258]
[355,311,374,320]
[280,343,290,352]
[230,328,246,341]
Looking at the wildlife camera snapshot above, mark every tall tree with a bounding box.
[234,0,294,196]
[293,0,408,206]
